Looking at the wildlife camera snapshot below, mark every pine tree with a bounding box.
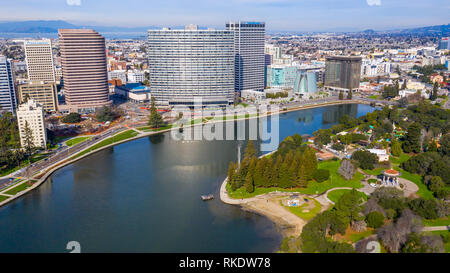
[297,164,308,188]
[227,161,236,189]
[23,120,34,158]
[347,90,352,100]
[403,123,422,153]
[302,148,318,180]
[278,161,291,188]
[244,171,254,193]
[148,97,164,128]
[263,158,273,187]
[244,140,257,160]
[339,91,344,100]
[391,139,402,157]
[253,158,266,187]
[430,82,438,101]
[272,155,283,187]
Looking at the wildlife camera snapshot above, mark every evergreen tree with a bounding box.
[278,161,291,188]
[335,189,364,227]
[403,123,422,153]
[148,97,164,128]
[302,148,318,180]
[244,171,254,193]
[430,82,438,101]
[272,155,283,187]
[391,139,402,157]
[339,91,344,100]
[347,90,352,100]
[402,79,407,90]
[23,121,34,158]
[227,161,236,189]
[253,158,266,187]
[244,140,257,160]
[263,158,273,187]
[297,164,308,188]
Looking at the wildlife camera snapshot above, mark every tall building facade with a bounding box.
[438,37,449,50]
[226,21,265,93]
[324,56,362,92]
[293,71,318,96]
[147,25,235,106]
[0,56,17,113]
[17,99,47,149]
[18,82,58,112]
[24,39,56,82]
[58,29,110,112]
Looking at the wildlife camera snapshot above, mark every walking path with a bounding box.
[422,226,450,232]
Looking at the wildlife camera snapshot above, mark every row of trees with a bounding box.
[227,136,322,193]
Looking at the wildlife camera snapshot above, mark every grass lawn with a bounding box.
[0,195,9,202]
[335,227,375,244]
[422,216,450,227]
[362,168,384,176]
[139,124,174,132]
[327,189,368,204]
[285,198,322,221]
[226,182,300,199]
[390,153,412,165]
[71,130,139,160]
[66,136,91,147]
[4,182,32,195]
[393,166,434,200]
[368,95,379,99]
[298,160,364,195]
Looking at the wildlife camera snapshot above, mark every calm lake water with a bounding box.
[0,104,375,253]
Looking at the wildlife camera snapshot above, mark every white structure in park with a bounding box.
[382,169,400,186]
[368,149,389,162]
[17,99,47,148]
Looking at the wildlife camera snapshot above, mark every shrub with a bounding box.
[366,211,385,228]
[61,113,81,123]
[313,169,330,183]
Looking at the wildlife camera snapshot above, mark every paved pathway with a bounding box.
[423,226,450,232]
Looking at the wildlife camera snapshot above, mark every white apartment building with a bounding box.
[108,70,127,84]
[17,99,47,149]
[24,39,56,82]
[361,59,391,77]
[127,70,145,83]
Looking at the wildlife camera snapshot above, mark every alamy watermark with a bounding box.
[169,98,280,152]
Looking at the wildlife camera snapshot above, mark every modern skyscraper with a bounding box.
[438,37,449,50]
[16,99,47,149]
[147,25,235,106]
[0,56,17,113]
[24,39,56,82]
[226,21,265,93]
[58,29,110,112]
[18,82,58,112]
[293,71,318,96]
[324,56,362,92]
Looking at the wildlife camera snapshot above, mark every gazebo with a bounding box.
[382,169,400,186]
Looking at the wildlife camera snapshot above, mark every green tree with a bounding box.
[430,82,438,101]
[244,171,254,193]
[227,161,236,189]
[347,90,352,100]
[23,121,35,158]
[339,91,344,100]
[253,158,266,188]
[391,139,402,157]
[61,113,81,123]
[366,211,385,228]
[244,140,257,160]
[335,189,365,226]
[148,97,164,128]
[403,123,422,153]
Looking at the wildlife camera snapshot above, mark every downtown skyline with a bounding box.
[0,0,448,32]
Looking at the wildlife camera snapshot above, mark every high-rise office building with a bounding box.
[438,37,449,50]
[58,29,110,112]
[18,82,58,112]
[324,56,362,92]
[16,99,47,149]
[293,71,318,96]
[24,39,56,82]
[0,56,17,113]
[226,21,265,93]
[147,25,235,106]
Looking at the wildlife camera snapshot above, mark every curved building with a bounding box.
[58,29,110,112]
[294,71,318,96]
[147,25,235,106]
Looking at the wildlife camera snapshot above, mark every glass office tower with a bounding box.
[147,26,235,106]
[324,56,362,92]
[0,56,17,113]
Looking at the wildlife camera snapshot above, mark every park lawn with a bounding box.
[362,168,384,176]
[368,95,379,99]
[226,182,300,199]
[0,152,49,176]
[422,216,450,227]
[393,167,434,200]
[71,130,139,160]
[4,182,32,195]
[66,136,91,147]
[0,195,9,202]
[299,160,364,195]
[285,198,322,221]
[327,189,368,204]
[389,153,411,165]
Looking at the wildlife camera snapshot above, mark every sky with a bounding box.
[0,0,448,32]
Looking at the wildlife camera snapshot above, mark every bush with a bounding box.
[366,211,385,228]
[61,113,81,123]
[313,169,330,183]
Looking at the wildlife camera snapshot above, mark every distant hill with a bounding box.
[0,20,161,33]
[392,24,449,36]
[0,20,78,33]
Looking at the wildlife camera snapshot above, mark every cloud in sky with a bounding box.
[66,0,82,6]
[366,0,381,6]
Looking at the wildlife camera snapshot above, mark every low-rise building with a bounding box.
[115,83,151,103]
[367,148,389,162]
[127,70,145,83]
[16,99,47,149]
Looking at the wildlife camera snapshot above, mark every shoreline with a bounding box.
[0,99,376,209]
